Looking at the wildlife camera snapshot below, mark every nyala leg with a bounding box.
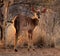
[28,30,35,51]
[14,34,18,52]
[30,33,35,51]
[28,33,31,51]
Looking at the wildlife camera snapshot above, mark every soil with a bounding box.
[0,48,60,56]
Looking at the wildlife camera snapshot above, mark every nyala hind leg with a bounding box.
[14,34,18,52]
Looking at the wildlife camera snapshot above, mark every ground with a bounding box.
[0,48,60,56]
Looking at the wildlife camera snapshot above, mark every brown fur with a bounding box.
[13,14,39,51]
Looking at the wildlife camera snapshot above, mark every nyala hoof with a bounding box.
[14,49,18,52]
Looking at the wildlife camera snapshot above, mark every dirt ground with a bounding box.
[0,48,60,56]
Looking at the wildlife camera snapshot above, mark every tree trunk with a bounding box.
[2,0,9,47]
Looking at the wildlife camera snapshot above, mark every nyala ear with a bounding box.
[41,8,47,13]
[31,7,37,13]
